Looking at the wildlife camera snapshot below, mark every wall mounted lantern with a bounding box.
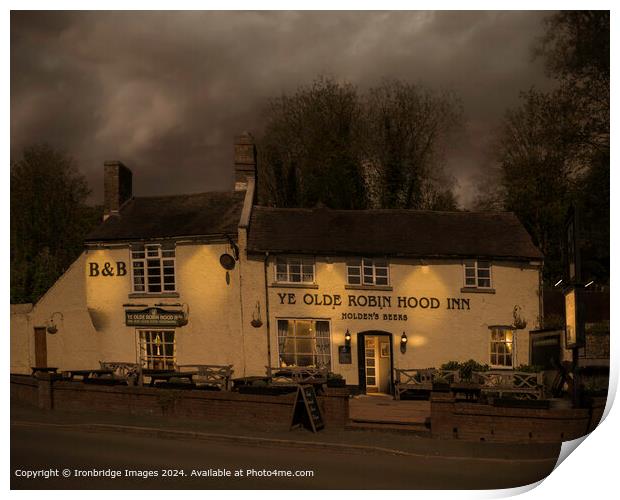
[400,331,408,353]
[344,329,351,346]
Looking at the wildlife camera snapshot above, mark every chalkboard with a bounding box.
[289,384,325,432]
[338,345,352,364]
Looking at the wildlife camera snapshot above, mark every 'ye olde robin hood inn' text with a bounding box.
[11,133,545,393]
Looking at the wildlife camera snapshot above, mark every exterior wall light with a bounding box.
[344,329,351,346]
[400,331,408,353]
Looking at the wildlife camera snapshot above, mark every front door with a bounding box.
[364,336,379,393]
[357,332,393,395]
[34,327,47,367]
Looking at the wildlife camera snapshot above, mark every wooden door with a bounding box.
[34,327,47,367]
[365,336,378,393]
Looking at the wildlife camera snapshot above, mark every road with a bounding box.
[11,425,557,489]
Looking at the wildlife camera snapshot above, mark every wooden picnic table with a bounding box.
[450,382,482,401]
[232,376,271,388]
[148,371,198,387]
[31,367,58,376]
[63,368,114,381]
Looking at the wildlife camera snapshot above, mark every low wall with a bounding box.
[10,375,350,430]
[431,393,606,442]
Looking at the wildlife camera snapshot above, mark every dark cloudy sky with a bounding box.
[11,11,555,208]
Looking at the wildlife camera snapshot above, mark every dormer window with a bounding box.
[131,242,176,293]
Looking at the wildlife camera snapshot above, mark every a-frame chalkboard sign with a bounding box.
[289,384,324,432]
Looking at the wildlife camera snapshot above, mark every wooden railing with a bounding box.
[394,368,460,400]
[472,370,544,400]
[266,366,328,386]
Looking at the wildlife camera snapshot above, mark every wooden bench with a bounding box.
[62,368,115,382]
[394,368,460,400]
[473,370,545,400]
[177,364,234,391]
[99,361,140,385]
[266,366,328,386]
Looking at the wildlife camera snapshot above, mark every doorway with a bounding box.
[34,327,47,367]
[357,331,393,394]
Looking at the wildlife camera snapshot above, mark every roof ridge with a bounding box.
[253,206,516,216]
[133,190,243,200]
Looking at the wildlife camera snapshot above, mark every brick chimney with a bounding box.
[103,160,133,220]
[234,132,256,191]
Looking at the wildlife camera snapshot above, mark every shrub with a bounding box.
[515,364,544,373]
[441,359,489,381]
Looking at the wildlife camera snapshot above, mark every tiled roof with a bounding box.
[247,207,543,260]
[85,191,245,242]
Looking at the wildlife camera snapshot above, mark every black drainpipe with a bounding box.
[263,251,272,377]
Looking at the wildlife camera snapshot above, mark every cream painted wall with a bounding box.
[81,243,248,373]
[10,221,540,385]
[259,256,541,385]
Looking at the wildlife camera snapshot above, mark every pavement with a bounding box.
[11,402,561,462]
[11,419,560,489]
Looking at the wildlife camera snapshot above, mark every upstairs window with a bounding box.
[131,242,176,293]
[347,258,389,286]
[275,256,315,284]
[463,260,492,289]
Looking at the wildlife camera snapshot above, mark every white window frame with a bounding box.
[347,258,390,286]
[130,242,176,294]
[276,319,332,369]
[489,327,515,368]
[274,256,315,284]
[138,329,176,370]
[463,260,492,289]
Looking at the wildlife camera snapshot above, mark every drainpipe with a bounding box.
[263,252,272,377]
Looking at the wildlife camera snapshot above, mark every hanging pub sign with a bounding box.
[125,307,186,327]
[564,286,585,349]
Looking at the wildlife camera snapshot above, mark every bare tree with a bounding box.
[258,77,463,211]
[361,80,462,209]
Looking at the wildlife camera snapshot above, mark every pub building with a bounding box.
[10,133,544,394]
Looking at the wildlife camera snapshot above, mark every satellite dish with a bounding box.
[220,253,236,271]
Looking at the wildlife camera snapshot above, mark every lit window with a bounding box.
[490,328,514,367]
[131,242,176,293]
[464,260,492,288]
[347,258,389,286]
[275,256,315,283]
[277,319,331,368]
[139,330,175,370]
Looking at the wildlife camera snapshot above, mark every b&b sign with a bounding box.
[89,261,127,277]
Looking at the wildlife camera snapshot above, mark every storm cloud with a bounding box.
[11,11,554,207]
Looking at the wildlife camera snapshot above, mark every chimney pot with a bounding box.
[103,160,133,220]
